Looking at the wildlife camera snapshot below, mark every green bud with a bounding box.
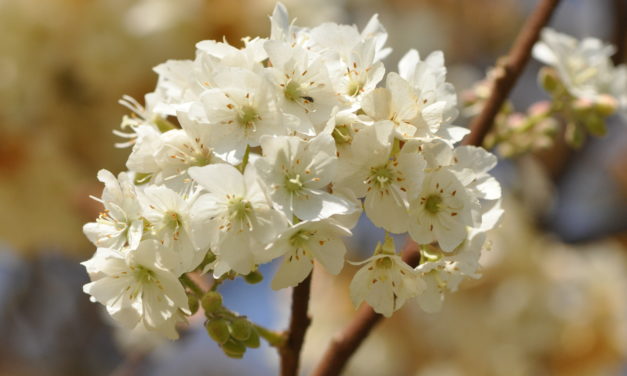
[206,319,230,345]
[188,294,199,315]
[229,318,252,341]
[244,270,263,284]
[565,122,585,148]
[593,94,618,117]
[222,338,247,358]
[242,328,260,348]
[583,114,607,137]
[538,67,561,94]
[572,98,594,113]
[201,291,223,314]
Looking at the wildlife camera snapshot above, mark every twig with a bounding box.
[311,1,561,375]
[612,0,626,65]
[463,0,562,147]
[279,274,312,376]
[180,273,204,298]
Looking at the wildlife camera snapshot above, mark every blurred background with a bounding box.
[0,0,626,375]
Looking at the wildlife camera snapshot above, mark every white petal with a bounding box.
[364,189,409,234]
[188,163,245,197]
[271,249,313,290]
[309,237,347,275]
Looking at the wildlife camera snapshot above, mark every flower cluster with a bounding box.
[532,28,627,146]
[466,28,627,155]
[82,3,502,339]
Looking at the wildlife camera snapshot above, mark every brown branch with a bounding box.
[310,241,420,376]
[279,274,312,376]
[463,0,562,147]
[311,1,562,375]
[612,0,626,65]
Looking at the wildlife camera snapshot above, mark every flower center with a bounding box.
[332,125,352,145]
[424,194,443,214]
[165,211,182,229]
[347,79,363,97]
[133,265,155,284]
[284,173,304,194]
[284,80,304,102]
[369,165,395,189]
[289,229,315,248]
[227,197,252,221]
[375,257,393,269]
[191,153,212,167]
[237,105,259,128]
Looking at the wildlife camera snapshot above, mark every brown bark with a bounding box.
[279,274,312,376]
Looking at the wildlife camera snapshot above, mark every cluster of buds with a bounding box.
[81,3,502,342]
[467,28,626,155]
[484,101,559,157]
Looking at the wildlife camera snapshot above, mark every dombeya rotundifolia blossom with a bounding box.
[269,219,351,290]
[82,240,190,339]
[350,234,424,317]
[188,163,288,276]
[83,169,143,251]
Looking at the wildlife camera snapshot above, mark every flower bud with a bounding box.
[222,339,247,359]
[229,317,252,341]
[528,101,552,118]
[572,98,594,112]
[538,67,561,93]
[242,328,260,348]
[565,122,585,148]
[593,94,618,117]
[244,270,263,284]
[583,114,607,136]
[201,291,222,314]
[206,319,230,345]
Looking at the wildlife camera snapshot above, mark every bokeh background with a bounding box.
[1,0,626,375]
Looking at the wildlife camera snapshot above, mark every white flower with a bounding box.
[533,28,627,110]
[253,134,355,221]
[419,139,501,201]
[188,163,288,276]
[408,168,479,252]
[152,111,221,186]
[199,68,284,164]
[82,240,190,339]
[83,170,144,251]
[270,219,351,290]
[361,73,420,139]
[151,59,196,116]
[265,41,340,134]
[324,109,367,158]
[398,49,464,142]
[350,235,424,317]
[139,185,205,274]
[307,21,387,105]
[115,94,170,148]
[195,37,267,75]
[415,200,504,312]
[126,124,164,175]
[335,122,426,233]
